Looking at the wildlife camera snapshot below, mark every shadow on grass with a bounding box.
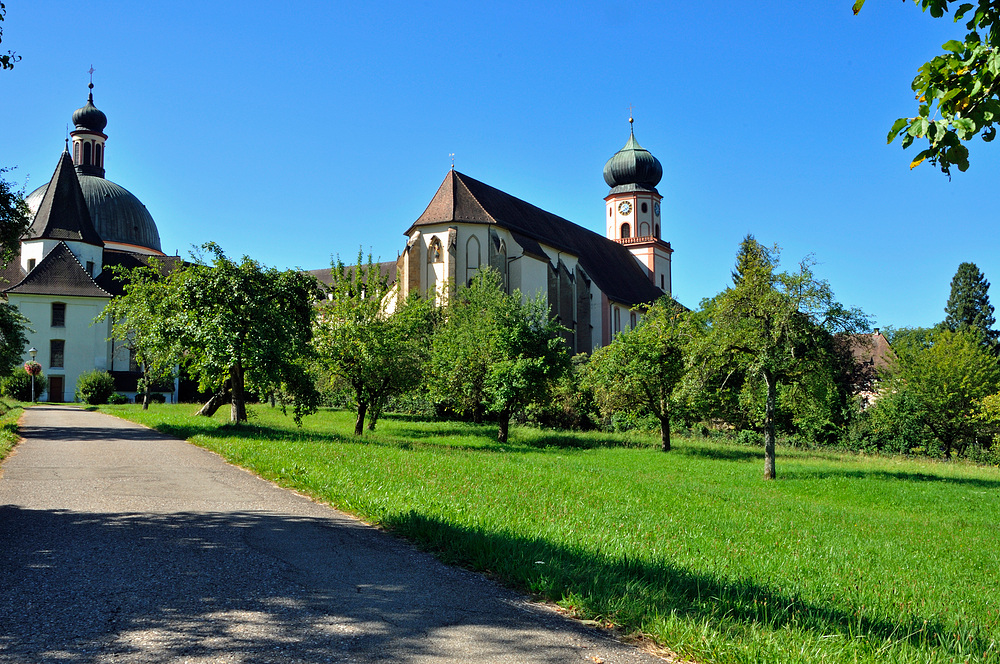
[672,446,763,462]
[782,467,1000,489]
[382,511,987,661]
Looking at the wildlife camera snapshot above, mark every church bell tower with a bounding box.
[603,119,672,294]
[70,75,108,178]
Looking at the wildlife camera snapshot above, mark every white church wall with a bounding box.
[12,294,111,402]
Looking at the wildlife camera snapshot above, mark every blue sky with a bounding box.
[2,1,998,330]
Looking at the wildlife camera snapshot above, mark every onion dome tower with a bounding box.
[26,81,164,255]
[71,80,108,177]
[603,118,672,293]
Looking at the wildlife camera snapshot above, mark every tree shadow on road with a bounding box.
[0,505,620,664]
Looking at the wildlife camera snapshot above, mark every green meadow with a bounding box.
[100,404,1000,664]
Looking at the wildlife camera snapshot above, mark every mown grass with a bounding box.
[0,399,25,461]
[100,403,1000,664]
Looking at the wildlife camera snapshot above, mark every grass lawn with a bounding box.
[0,399,25,461]
[100,403,1000,664]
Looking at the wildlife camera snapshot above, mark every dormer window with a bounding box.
[86,261,95,277]
[27,258,35,271]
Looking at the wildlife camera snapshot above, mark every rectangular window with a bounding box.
[51,303,66,327]
[50,340,65,369]
[86,261,95,276]
[27,258,36,271]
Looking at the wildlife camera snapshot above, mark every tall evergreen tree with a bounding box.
[943,262,998,346]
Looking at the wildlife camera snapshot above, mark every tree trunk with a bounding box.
[196,389,230,417]
[659,411,671,452]
[763,370,777,480]
[230,362,247,423]
[497,408,511,443]
[355,401,367,436]
[141,365,151,410]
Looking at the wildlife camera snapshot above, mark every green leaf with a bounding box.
[942,39,965,53]
[954,116,976,138]
[852,0,865,14]
[887,117,909,143]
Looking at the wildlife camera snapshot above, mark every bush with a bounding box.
[0,370,48,402]
[76,370,115,405]
[148,392,166,404]
[107,393,129,405]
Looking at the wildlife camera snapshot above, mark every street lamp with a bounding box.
[28,347,37,403]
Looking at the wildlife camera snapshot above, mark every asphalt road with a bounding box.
[0,405,668,664]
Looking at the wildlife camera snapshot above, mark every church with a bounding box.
[8,85,674,402]
[2,84,179,402]
[381,120,673,354]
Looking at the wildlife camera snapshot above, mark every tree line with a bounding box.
[43,236,992,482]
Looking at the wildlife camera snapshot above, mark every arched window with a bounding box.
[620,223,631,239]
[74,143,80,163]
[428,237,443,263]
[466,235,480,283]
[640,222,649,237]
[655,224,660,238]
[83,142,92,165]
[95,143,102,168]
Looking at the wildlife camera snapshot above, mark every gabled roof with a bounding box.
[5,242,111,298]
[27,151,104,247]
[408,170,666,307]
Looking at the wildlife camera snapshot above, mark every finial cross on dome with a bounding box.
[88,65,95,89]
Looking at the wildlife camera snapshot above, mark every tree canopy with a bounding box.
[313,253,434,435]
[428,269,568,443]
[171,243,322,424]
[586,296,694,452]
[883,327,1000,457]
[855,0,1000,175]
[942,261,997,345]
[98,261,181,409]
[0,2,19,71]
[705,236,869,479]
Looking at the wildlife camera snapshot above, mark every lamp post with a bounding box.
[28,347,37,403]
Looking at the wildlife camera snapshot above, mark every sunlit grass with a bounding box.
[0,399,25,460]
[101,403,1000,664]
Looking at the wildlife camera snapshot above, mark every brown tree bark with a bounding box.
[230,362,247,423]
[763,370,777,480]
[196,389,230,417]
[355,401,368,436]
[659,412,671,452]
[497,408,511,443]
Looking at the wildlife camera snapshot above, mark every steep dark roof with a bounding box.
[27,151,105,247]
[5,242,110,297]
[409,170,665,307]
[95,250,185,297]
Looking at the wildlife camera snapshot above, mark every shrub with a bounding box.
[149,392,166,404]
[76,370,116,405]
[107,393,129,405]
[0,370,48,402]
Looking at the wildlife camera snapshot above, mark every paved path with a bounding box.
[0,406,666,664]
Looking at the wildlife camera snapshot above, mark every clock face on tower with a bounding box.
[654,201,661,216]
[618,201,632,215]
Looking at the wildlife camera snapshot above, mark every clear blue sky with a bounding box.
[2,1,997,330]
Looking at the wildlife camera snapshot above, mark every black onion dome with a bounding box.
[72,92,108,133]
[603,130,662,194]
[26,176,162,253]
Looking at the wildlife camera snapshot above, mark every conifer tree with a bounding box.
[943,262,998,346]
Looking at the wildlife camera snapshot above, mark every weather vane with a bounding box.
[88,65,95,89]
[449,153,455,170]
[628,103,634,126]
